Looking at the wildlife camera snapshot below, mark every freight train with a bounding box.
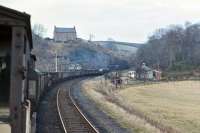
[29,70,106,113]
[0,5,106,133]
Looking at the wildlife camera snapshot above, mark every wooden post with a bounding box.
[22,100,31,133]
[10,26,25,133]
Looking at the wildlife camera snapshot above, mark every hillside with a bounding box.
[94,41,142,54]
[32,36,133,72]
[94,41,142,65]
[95,41,143,48]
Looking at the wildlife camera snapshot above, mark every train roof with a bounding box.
[0,5,33,49]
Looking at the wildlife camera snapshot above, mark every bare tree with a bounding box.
[33,24,47,38]
[135,22,200,71]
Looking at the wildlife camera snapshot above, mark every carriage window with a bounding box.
[0,25,11,119]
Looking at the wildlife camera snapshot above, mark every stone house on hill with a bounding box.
[53,26,77,42]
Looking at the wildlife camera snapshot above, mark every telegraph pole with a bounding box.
[89,34,95,41]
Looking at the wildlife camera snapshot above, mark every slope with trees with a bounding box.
[135,22,200,74]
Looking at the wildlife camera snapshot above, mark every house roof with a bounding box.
[0,5,33,49]
[54,27,76,33]
[141,65,152,71]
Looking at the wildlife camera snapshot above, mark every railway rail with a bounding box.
[56,86,99,133]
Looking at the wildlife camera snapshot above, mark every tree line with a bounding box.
[135,22,200,72]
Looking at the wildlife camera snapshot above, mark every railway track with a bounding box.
[56,86,99,133]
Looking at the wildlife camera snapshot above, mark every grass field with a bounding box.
[82,78,200,133]
[118,80,200,133]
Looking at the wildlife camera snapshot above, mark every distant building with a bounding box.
[68,63,82,71]
[136,63,162,80]
[139,63,154,80]
[54,26,77,42]
[128,71,136,79]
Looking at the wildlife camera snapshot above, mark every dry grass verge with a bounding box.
[82,77,200,133]
[82,77,161,133]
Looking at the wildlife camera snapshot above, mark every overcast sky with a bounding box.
[1,0,200,43]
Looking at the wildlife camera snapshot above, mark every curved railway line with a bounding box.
[37,78,130,133]
[56,84,99,133]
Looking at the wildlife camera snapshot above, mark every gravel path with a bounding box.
[71,80,131,133]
